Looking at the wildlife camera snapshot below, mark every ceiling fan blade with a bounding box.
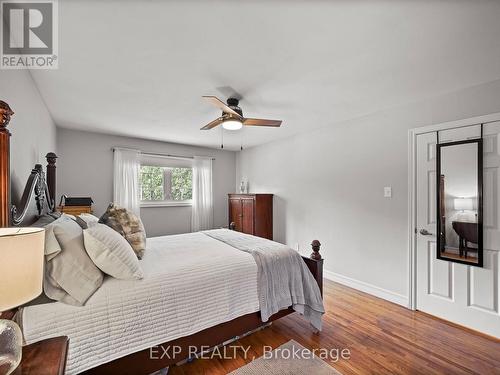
[243,118,282,127]
[202,96,243,119]
[200,117,224,130]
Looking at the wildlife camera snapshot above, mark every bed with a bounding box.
[0,102,324,375]
[21,232,262,374]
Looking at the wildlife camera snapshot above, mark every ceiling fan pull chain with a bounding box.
[240,127,243,150]
[221,126,224,149]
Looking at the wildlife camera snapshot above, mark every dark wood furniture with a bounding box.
[0,100,14,227]
[0,102,323,375]
[228,194,273,240]
[57,205,93,216]
[12,336,69,375]
[0,102,56,228]
[439,175,446,252]
[452,221,479,258]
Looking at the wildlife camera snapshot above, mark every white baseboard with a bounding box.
[324,270,409,307]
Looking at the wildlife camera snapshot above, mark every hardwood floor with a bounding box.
[441,250,478,263]
[169,280,500,375]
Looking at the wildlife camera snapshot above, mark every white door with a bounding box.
[416,122,500,338]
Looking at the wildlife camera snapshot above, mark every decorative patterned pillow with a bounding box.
[99,203,147,259]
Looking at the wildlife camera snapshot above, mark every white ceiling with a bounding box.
[29,0,500,150]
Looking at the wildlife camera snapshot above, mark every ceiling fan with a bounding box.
[201,96,282,131]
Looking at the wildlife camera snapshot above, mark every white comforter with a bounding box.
[20,232,260,375]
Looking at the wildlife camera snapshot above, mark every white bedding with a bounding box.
[20,232,260,375]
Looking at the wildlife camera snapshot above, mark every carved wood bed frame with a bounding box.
[0,101,324,375]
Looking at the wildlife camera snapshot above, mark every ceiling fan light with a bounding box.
[222,119,243,130]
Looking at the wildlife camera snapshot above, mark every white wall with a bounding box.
[0,69,57,221]
[236,79,500,303]
[57,128,236,237]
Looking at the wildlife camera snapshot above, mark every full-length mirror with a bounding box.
[437,139,483,267]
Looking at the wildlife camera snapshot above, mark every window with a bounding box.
[140,163,193,207]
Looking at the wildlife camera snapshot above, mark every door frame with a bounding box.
[407,112,500,310]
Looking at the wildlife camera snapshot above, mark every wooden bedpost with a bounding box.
[0,101,14,228]
[301,240,324,296]
[46,152,57,210]
[311,239,322,260]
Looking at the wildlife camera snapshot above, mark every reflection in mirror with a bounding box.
[437,139,483,267]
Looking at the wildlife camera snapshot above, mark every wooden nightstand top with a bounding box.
[13,336,69,375]
[57,205,93,216]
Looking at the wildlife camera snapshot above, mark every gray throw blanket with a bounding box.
[203,229,325,330]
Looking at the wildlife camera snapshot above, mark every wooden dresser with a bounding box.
[228,194,273,240]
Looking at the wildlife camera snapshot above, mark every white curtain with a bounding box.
[113,148,141,216]
[191,156,213,232]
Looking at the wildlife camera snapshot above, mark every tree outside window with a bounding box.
[140,165,192,202]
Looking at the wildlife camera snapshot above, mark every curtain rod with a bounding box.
[111,147,215,161]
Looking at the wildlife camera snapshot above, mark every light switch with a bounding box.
[384,186,392,198]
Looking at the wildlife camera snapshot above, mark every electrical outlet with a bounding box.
[384,186,392,198]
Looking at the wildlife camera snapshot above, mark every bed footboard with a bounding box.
[302,240,323,295]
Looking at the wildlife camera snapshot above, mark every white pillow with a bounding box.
[80,212,99,222]
[76,213,100,229]
[44,216,104,306]
[83,223,143,280]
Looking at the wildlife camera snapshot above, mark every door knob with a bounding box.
[419,229,433,236]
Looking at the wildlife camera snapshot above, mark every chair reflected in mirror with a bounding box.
[452,220,478,258]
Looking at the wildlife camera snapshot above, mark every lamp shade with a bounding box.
[454,198,474,211]
[0,227,45,311]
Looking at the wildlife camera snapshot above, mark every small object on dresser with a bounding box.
[239,179,248,194]
[64,197,93,206]
[0,228,45,375]
[57,195,93,216]
[59,195,93,207]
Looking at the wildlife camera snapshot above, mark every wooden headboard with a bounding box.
[0,101,57,227]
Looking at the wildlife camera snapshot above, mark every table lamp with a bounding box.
[0,227,45,375]
[454,197,474,212]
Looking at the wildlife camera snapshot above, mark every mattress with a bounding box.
[20,232,260,374]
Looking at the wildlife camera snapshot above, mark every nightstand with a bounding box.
[57,205,93,216]
[12,336,69,375]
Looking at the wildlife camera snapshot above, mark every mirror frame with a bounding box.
[436,138,483,267]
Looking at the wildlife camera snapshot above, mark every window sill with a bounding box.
[140,201,192,208]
